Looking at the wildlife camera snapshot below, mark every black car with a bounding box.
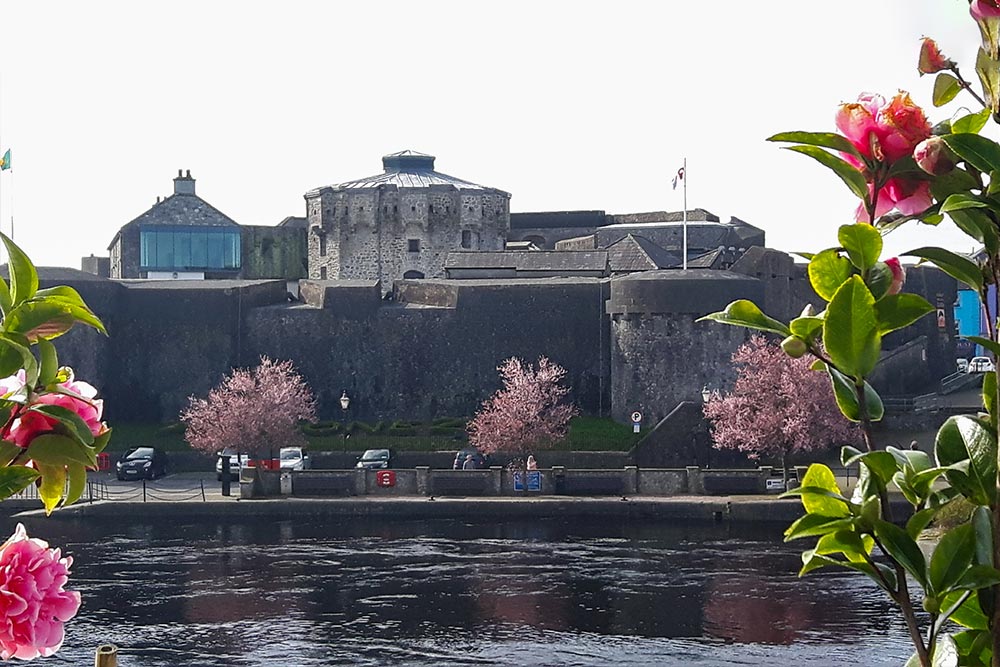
[116,447,168,481]
[356,449,393,470]
[453,448,487,470]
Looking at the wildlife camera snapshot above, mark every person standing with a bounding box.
[462,454,477,470]
[526,455,538,470]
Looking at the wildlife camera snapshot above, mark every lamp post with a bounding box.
[701,385,712,469]
[701,385,711,403]
[340,391,350,462]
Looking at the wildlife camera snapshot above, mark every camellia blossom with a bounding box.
[0,370,105,449]
[885,257,907,295]
[0,524,80,660]
[917,37,953,74]
[835,92,932,222]
[971,0,1000,20]
[914,136,956,176]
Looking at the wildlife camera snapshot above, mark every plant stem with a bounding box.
[949,64,989,110]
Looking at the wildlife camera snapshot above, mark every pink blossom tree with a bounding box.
[467,356,577,461]
[181,356,317,463]
[703,336,858,486]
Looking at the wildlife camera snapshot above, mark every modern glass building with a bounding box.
[139,225,241,273]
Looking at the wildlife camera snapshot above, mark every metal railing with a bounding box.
[9,478,207,503]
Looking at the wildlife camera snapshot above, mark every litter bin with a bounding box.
[96,452,111,472]
[280,472,292,495]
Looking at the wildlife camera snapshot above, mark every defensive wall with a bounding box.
[34,256,956,427]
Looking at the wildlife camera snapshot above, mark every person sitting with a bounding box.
[526,455,538,470]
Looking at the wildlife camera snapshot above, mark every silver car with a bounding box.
[216,449,250,481]
[279,447,311,471]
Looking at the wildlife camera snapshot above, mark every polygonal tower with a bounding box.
[304,150,510,290]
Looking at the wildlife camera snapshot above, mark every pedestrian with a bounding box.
[526,455,537,470]
[909,440,920,451]
[462,454,477,470]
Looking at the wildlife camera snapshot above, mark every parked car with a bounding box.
[279,447,311,471]
[957,358,969,373]
[356,449,392,470]
[453,448,487,470]
[968,356,996,373]
[116,447,168,481]
[216,449,251,481]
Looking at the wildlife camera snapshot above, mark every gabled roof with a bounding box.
[606,234,681,272]
[108,191,240,250]
[445,251,608,272]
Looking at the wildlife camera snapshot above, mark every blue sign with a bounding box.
[514,470,542,492]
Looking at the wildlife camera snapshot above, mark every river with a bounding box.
[9,515,914,666]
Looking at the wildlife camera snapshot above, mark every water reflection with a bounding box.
[4,516,913,666]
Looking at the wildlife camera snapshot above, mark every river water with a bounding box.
[9,516,913,666]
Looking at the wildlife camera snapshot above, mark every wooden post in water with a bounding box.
[94,643,117,666]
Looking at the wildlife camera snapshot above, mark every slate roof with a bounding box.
[510,210,608,229]
[606,234,681,272]
[607,208,720,224]
[445,251,608,272]
[125,193,239,229]
[310,150,507,194]
[277,216,308,228]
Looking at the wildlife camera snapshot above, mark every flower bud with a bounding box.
[972,0,1000,20]
[913,136,956,176]
[885,257,906,295]
[917,38,953,74]
[781,336,808,358]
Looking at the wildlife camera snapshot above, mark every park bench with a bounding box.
[702,475,761,495]
[558,475,625,496]
[432,475,488,496]
[292,473,356,496]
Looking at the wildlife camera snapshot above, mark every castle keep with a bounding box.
[305,151,510,288]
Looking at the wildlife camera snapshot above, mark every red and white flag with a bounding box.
[672,166,685,190]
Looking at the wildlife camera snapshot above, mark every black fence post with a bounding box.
[142,478,147,503]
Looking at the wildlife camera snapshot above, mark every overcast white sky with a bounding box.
[0,1,987,269]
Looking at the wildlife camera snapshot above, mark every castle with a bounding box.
[64,152,955,429]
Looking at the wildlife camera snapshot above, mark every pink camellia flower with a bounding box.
[972,0,1000,20]
[914,136,957,176]
[918,38,953,75]
[836,91,931,163]
[855,178,933,223]
[0,524,80,660]
[0,372,105,449]
[885,258,906,295]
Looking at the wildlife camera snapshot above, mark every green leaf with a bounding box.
[985,371,997,428]
[874,519,927,586]
[930,524,975,595]
[0,440,21,466]
[0,278,11,318]
[784,145,869,200]
[973,506,993,567]
[907,507,939,540]
[903,246,984,291]
[784,513,856,541]
[767,131,863,158]
[1,233,37,308]
[814,530,872,561]
[27,433,98,467]
[0,465,39,500]
[3,300,106,342]
[27,404,96,446]
[797,464,850,517]
[92,427,112,455]
[955,564,1000,591]
[36,338,57,387]
[952,109,993,134]
[841,449,896,485]
[35,462,64,516]
[969,336,1000,359]
[824,276,880,378]
[63,462,86,507]
[799,551,897,592]
[940,193,991,213]
[948,208,999,256]
[697,300,791,337]
[827,366,884,422]
[936,415,997,506]
[944,133,1000,175]
[875,294,934,335]
[866,262,894,301]
[933,72,963,106]
[808,249,854,302]
[838,224,883,272]
[789,316,825,340]
[943,591,989,630]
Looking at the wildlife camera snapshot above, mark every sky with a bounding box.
[0,1,988,269]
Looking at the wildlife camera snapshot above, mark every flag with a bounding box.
[672,166,684,190]
[0,149,9,171]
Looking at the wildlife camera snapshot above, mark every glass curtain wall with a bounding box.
[139,226,241,271]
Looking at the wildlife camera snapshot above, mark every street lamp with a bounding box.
[701,385,711,403]
[340,391,350,460]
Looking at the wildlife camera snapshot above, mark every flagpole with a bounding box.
[680,158,687,271]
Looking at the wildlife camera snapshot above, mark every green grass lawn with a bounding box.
[108,416,644,453]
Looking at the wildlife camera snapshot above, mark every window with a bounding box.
[319,234,327,257]
[320,266,327,279]
[403,270,424,279]
[461,230,471,249]
[408,239,420,253]
[139,225,241,271]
